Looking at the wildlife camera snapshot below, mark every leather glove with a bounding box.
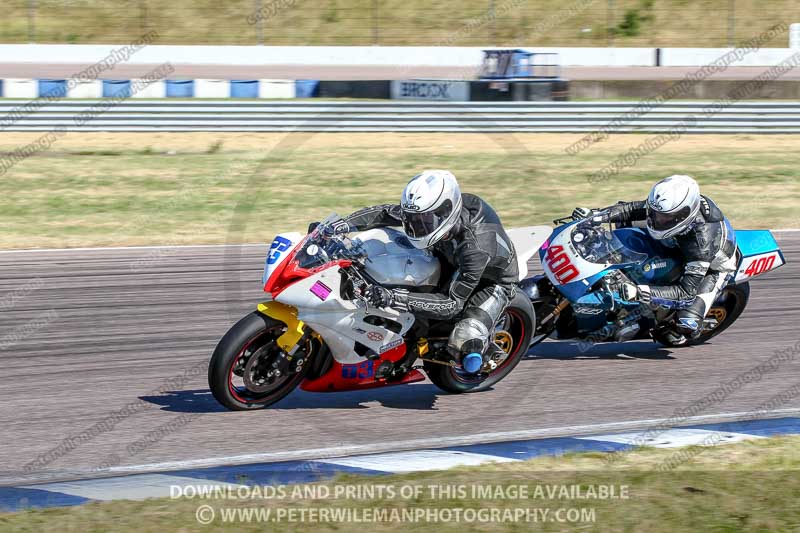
[613,281,652,302]
[363,285,395,308]
[320,218,350,239]
[617,281,639,301]
[608,280,649,302]
[573,207,607,226]
[572,207,593,220]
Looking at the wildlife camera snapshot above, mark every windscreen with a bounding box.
[293,214,352,269]
[569,218,648,266]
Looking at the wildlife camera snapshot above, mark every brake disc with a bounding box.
[243,341,281,393]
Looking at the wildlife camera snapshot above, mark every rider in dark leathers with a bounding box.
[342,171,518,362]
[578,175,736,344]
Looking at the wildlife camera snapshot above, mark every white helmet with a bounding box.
[646,174,701,240]
[400,170,463,249]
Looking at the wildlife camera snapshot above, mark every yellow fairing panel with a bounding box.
[256,301,305,352]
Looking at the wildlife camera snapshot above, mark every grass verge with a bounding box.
[1,0,794,47]
[1,132,798,249]
[2,435,800,531]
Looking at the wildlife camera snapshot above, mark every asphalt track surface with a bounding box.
[0,232,798,486]
[2,64,800,81]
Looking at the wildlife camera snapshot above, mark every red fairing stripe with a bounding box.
[264,251,352,297]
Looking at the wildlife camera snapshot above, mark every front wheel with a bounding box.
[208,312,309,410]
[654,282,751,347]
[424,291,535,393]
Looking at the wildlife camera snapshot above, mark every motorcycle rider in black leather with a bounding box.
[336,170,518,367]
[575,175,736,345]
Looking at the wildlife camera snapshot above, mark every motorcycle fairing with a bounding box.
[262,232,303,286]
[734,230,785,283]
[507,225,552,281]
[273,265,415,365]
[300,355,426,393]
[539,222,640,302]
[613,228,682,285]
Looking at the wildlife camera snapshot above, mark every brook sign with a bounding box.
[391,80,470,101]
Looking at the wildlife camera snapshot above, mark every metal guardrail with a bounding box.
[3,100,800,132]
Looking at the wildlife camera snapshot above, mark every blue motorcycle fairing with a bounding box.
[736,229,781,257]
[613,227,683,285]
[540,222,650,303]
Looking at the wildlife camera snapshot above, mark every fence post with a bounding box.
[27,0,36,43]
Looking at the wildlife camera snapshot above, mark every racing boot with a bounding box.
[653,325,688,346]
[662,329,688,346]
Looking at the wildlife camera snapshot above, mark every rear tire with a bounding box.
[208,312,308,411]
[425,291,534,393]
[654,282,750,347]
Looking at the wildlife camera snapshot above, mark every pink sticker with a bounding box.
[309,281,332,301]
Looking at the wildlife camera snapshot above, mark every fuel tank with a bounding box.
[354,228,441,289]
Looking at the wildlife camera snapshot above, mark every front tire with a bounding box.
[425,291,535,393]
[208,312,308,410]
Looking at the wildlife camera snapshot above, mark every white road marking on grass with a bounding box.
[317,450,518,473]
[92,407,800,476]
[577,428,763,448]
[22,474,245,501]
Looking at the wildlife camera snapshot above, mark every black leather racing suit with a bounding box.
[345,193,519,356]
[601,195,737,333]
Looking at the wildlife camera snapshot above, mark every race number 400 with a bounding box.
[545,245,581,284]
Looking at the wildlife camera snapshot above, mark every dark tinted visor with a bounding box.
[647,205,691,231]
[402,199,453,238]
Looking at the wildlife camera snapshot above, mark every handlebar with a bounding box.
[552,215,576,226]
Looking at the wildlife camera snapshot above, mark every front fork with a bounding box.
[256,301,313,375]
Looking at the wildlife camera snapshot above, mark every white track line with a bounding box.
[98,407,800,475]
[0,243,267,254]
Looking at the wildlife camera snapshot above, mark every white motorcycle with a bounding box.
[208,215,547,410]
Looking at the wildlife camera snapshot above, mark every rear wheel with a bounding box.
[655,282,750,347]
[424,291,534,393]
[208,312,310,410]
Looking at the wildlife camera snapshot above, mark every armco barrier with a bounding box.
[2,101,800,132]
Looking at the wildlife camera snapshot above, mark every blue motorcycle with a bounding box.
[520,210,786,348]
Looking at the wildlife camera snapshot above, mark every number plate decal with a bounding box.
[309,280,332,301]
